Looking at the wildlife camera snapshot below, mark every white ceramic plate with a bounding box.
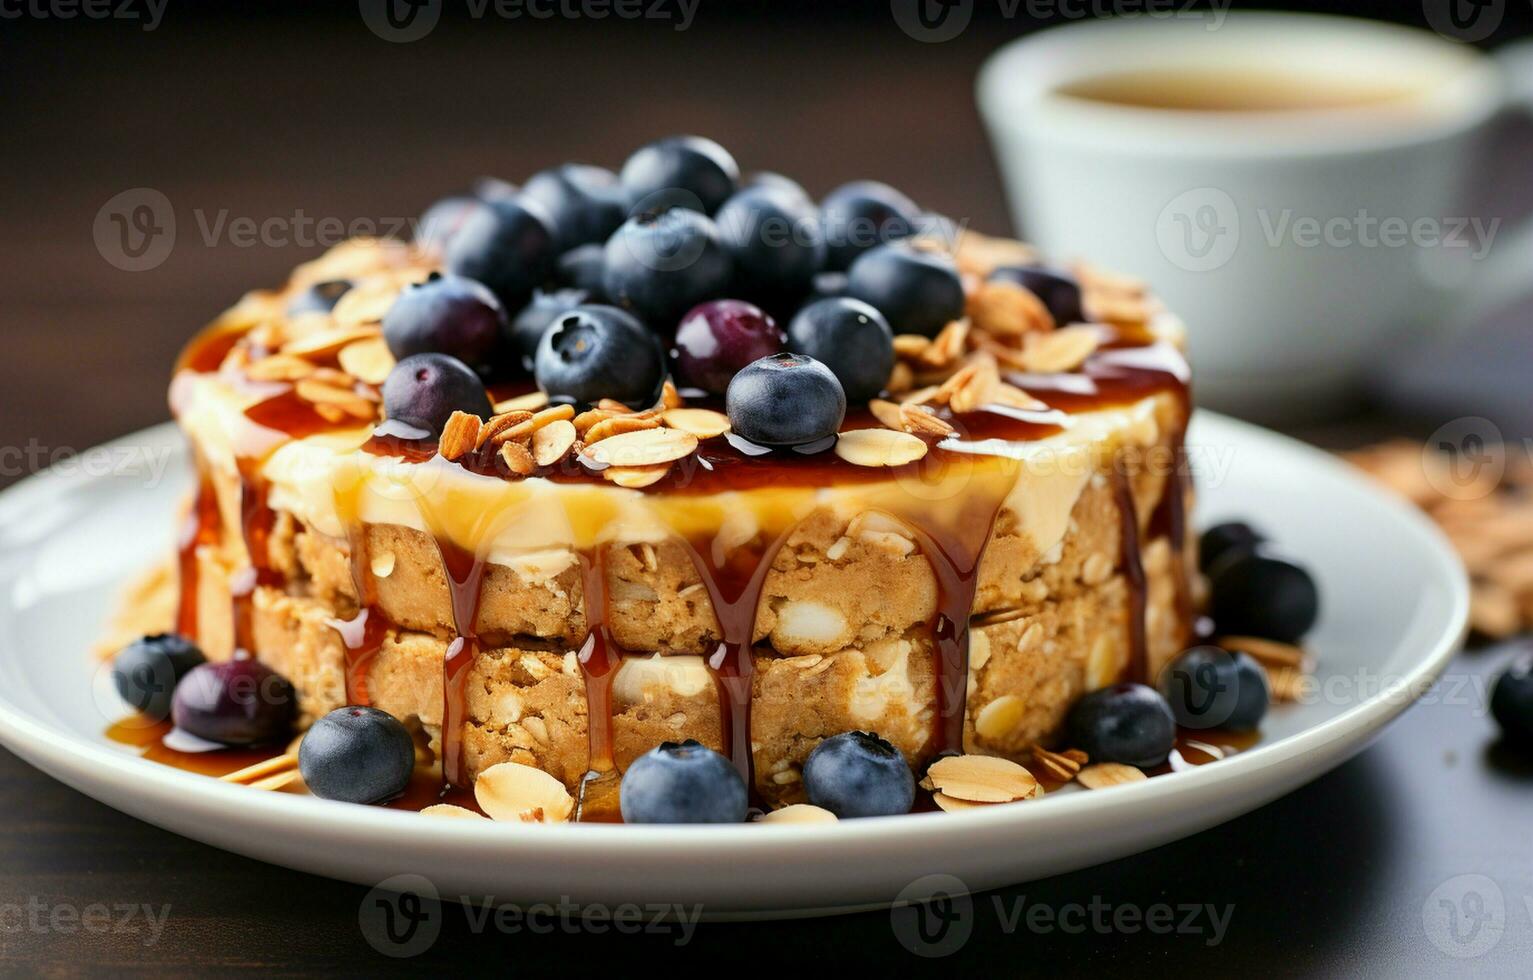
[0,413,1467,918]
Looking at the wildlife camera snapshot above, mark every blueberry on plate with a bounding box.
[672,298,786,396]
[620,739,747,824]
[298,706,416,805]
[715,185,826,308]
[1159,645,1269,732]
[1198,521,1266,573]
[535,304,667,409]
[555,243,608,300]
[602,208,734,329]
[415,194,490,255]
[382,352,493,436]
[443,196,558,313]
[286,279,352,317]
[112,634,206,722]
[819,180,920,270]
[507,288,589,371]
[786,297,894,403]
[171,659,297,747]
[1491,651,1533,745]
[1066,683,1176,768]
[381,274,505,368]
[988,265,1087,326]
[473,176,519,202]
[802,731,915,818]
[1207,549,1319,643]
[725,353,845,449]
[845,242,964,338]
[744,170,812,203]
[621,136,739,216]
[521,163,630,251]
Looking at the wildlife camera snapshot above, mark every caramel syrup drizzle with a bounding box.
[573,550,625,819]
[175,450,220,639]
[165,321,1193,806]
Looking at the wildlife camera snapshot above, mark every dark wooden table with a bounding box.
[2,6,1531,975]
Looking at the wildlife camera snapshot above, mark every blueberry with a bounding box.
[1066,683,1176,768]
[807,270,849,302]
[745,171,812,204]
[381,274,505,369]
[725,353,845,448]
[620,135,739,215]
[535,304,667,409]
[298,706,416,805]
[555,244,608,300]
[819,180,920,270]
[473,176,519,202]
[286,279,352,317]
[171,659,296,747]
[1207,550,1319,643]
[416,194,490,255]
[846,243,964,338]
[786,297,894,403]
[1198,521,1266,573]
[602,208,734,329]
[112,634,206,722]
[382,353,493,436]
[443,197,558,312]
[522,163,629,251]
[715,186,826,308]
[988,265,1087,326]
[672,299,786,396]
[619,739,747,824]
[802,731,915,818]
[507,288,589,371]
[1159,645,1269,732]
[1491,651,1533,745]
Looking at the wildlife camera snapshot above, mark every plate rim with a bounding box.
[0,412,1470,858]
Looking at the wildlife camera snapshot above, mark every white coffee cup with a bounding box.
[977,12,1533,419]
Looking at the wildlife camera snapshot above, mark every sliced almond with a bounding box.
[990,382,1048,411]
[220,753,297,786]
[497,404,578,444]
[1076,762,1148,790]
[886,361,915,395]
[834,428,928,467]
[532,419,578,466]
[421,803,490,820]
[869,399,905,431]
[892,334,932,359]
[494,390,550,414]
[474,760,574,823]
[967,279,1054,336]
[438,411,483,462]
[573,408,617,437]
[1218,635,1307,670]
[585,415,663,444]
[921,754,1038,803]
[476,410,535,448]
[932,792,985,813]
[759,803,838,824]
[500,440,536,476]
[1020,324,1101,374]
[1030,745,1085,782]
[280,325,381,360]
[585,427,698,467]
[604,463,672,488]
[901,404,955,438]
[974,694,1026,741]
[337,336,396,385]
[295,379,376,420]
[246,354,317,382]
[330,281,403,327]
[919,318,970,368]
[660,379,684,409]
[661,407,731,439]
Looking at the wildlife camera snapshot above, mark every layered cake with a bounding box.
[106,137,1204,818]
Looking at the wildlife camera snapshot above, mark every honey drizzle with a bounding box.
[334,519,392,707]
[574,550,625,819]
[1150,427,1194,641]
[677,529,794,796]
[231,457,280,657]
[433,537,489,789]
[175,449,221,640]
[1111,463,1149,684]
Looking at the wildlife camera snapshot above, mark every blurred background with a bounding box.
[3,0,1532,471]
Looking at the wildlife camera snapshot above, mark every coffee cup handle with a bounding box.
[1451,39,1533,328]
